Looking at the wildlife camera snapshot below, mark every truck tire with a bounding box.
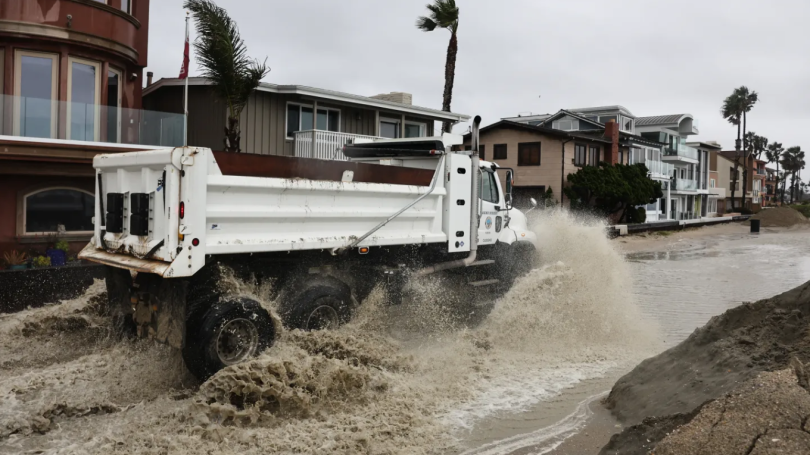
[182,298,275,380]
[104,266,137,338]
[280,277,353,331]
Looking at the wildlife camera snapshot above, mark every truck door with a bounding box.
[478,168,502,246]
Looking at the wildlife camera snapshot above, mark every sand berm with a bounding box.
[599,277,810,454]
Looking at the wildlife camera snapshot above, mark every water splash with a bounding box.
[0,209,657,454]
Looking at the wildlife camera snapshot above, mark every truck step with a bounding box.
[469,279,500,287]
[469,260,495,267]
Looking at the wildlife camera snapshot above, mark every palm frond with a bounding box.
[418,0,458,31]
[184,0,269,118]
[416,16,437,31]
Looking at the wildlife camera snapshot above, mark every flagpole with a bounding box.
[183,12,189,146]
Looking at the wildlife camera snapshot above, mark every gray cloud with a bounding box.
[147,0,809,176]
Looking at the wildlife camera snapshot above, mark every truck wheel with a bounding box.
[182,298,275,380]
[281,278,353,331]
[104,266,137,338]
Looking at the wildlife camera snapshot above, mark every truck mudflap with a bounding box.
[79,244,172,276]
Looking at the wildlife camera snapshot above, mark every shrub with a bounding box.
[32,256,51,268]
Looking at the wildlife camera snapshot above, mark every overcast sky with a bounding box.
[147,0,809,173]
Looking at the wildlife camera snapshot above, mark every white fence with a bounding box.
[293,130,382,161]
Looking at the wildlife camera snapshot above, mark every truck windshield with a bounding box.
[480,171,499,203]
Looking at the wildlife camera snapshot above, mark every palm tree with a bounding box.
[749,133,767,161]
[184,0,270,153]
[721,91,743,208]
[783,147,806,202]
[417,0,460,133]
[734,87,758,209]
[765,142,783,204]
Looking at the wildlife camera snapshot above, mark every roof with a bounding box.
[568,105,636,118]
[687,141,723,150]
[143,77,470,123]
[463,120,612,144]
[636,114,693,126]
[574,130,663,148]
[536,109,606,129]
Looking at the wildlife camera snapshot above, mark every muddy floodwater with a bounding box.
[2,217,809,455]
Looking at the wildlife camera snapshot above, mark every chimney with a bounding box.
[603,120,620,164]
[370,92,412,105]
[146,72,154,86]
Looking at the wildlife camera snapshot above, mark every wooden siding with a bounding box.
[144,85,443,155]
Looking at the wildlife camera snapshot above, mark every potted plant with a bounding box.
[32,256,52,268]
[3,250,28,270]
[46,239,69,267]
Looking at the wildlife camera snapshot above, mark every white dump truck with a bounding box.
[79,116,537,379]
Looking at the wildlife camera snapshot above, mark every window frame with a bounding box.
[517,141,541,166]
[492,143,507,160]
[480,170,500,204]
[22,186,95,235]
[106,67,123,143]
[66,56,102,141]
[13,50,59,139]
[574,143,587,166]
[379,117,401,139]
[403,120,426,138]
[286,102,341,139]
[588,145,600,166]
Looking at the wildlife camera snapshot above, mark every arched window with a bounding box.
[24,188,94,234]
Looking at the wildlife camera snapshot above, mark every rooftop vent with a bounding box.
[370,92,412,105]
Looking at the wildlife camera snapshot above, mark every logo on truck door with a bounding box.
[485,217,493,230]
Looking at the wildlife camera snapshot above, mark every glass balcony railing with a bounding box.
[663,143,699,160]
[674,178,697,191]
[0,95,184,147]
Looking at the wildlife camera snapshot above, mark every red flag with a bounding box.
[179,29,189,79]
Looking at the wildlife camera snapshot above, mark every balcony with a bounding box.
[663,143,699,161]
[673,177,697,191]
[293,130,382,161]
[646,160,674,178]
[1,95,184,147]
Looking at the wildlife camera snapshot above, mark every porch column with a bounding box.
[667,181,671,220]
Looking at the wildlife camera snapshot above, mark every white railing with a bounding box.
[294,130,382,161]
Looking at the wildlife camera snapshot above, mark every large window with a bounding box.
[14,51,58,139]
[379,118,400,139]
[518,142,541,166]
[480,171,499,203]
[106,68,122,143]
[493,144,507,160]
[574,144,587,166]
[25,188,94,234]
[67,57,101,141]
[589,145,600,166]
[121,0,130,13]
[287,103,339,138]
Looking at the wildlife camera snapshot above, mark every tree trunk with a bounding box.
[730,121,740,209]
[741,112,748,210]
[441,31,458,134]
[224,116,241,153]
[776,160,781,205]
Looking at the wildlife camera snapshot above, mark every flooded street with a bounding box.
[458,224,810,455]
[2,219,809,455]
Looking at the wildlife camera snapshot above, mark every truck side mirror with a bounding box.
[505,170,514,209]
